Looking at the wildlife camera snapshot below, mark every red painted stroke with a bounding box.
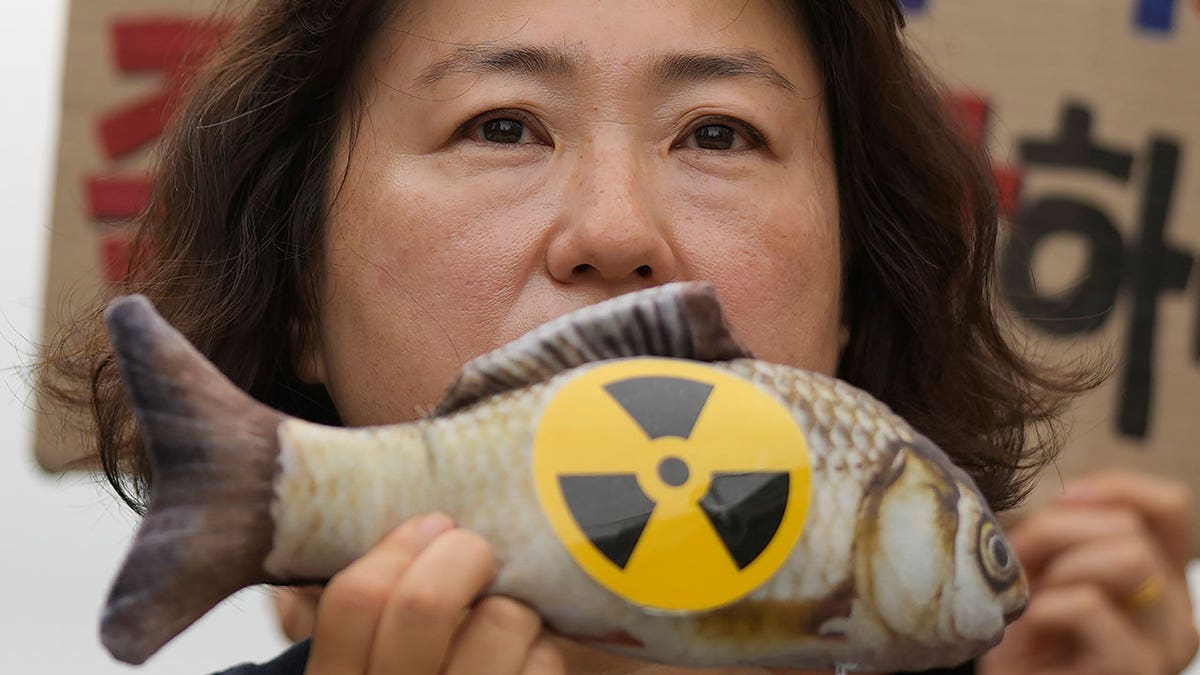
[98,226,155,285]
[99,229,134,284]
[86,175,152,220]
[943,92,1023,221]
[992,163,1024,221]
[946,92,991,149]
[97,16,233,158]
[111,17,232,73]
[95,89,176,160]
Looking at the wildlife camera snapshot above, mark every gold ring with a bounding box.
[1124,575,1164,611]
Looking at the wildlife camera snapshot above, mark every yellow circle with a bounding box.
[533,358,812,612]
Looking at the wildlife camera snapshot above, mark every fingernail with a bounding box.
[413,512,455,542]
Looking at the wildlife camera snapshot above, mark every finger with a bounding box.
[982,611,1073,671]
[1036,533,1198,674]
[1037,533,1167,609]
[275,586,321,642]
[544,635,628,671]
[1008,506,1143,579]
[306,513,455,674]
[367,528,499,675]
[521,638,568,675]
[1035,530,1197,673]
[1059,470,1193,569]
[1019,585,1156,674]
[443,597,543,675]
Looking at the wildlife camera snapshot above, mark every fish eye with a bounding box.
[976,519,1020,591]
[989,533,1010,568]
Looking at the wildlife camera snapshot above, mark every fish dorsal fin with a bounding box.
[433,281,753,415]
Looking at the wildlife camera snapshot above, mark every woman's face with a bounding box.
[302,0,842,427]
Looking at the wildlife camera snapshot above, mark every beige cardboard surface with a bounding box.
[904,1,1200,529]
[34,0,1200,547]
[36,0,222,470]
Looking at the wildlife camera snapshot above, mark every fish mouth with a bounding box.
[1002,597,1027,624]
[1002,574,1030,624]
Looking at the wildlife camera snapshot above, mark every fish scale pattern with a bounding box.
[418,381,624,614]
[424,389,544,535]
[295,357,924,610]
[719,360,915,601]
[415,358,922,607]
[271,356,1012,669]
[720,359,911,480]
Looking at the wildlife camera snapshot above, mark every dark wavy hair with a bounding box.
[39,0,1094,514]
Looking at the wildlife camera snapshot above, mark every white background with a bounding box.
[0,1,287,672]
[1,2,1199,674]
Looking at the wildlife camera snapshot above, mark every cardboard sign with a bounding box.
[35,0,224,471]
[34,0,1200,548]
[902,1,1200,537]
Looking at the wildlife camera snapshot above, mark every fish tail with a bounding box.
[100,295,285,664]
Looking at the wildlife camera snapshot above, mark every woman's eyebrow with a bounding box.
[414,44,796,93]
[650,49,797,93]
[414,44,581,89]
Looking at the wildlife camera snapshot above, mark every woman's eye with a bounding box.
[459,111,548,146]
[693,124,738,150]
[480,118,529,144]
[679,119,763,153]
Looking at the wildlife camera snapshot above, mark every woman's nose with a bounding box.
[546,146,677,288]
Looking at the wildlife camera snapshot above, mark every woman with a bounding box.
[41,0,1197,673]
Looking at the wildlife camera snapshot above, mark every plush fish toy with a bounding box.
[100,282,1027,671]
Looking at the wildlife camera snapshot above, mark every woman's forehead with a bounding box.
[377,0,813,90]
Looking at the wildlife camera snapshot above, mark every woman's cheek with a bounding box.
[672,197,841,373]
[360,157,551,280]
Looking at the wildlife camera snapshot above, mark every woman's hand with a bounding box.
[981,470,1199,675]
[298,513,566,675]
[276,584,321,643]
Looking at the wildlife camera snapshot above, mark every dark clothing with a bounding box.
[209,639,975,674]
[902,661,976,675]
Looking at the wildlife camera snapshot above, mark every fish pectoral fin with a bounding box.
[433,282,752,415]
[861,450,959,637]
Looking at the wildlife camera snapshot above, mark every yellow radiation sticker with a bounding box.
[533,358,812,612]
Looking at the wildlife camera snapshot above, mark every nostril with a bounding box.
[567,263,654,280]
